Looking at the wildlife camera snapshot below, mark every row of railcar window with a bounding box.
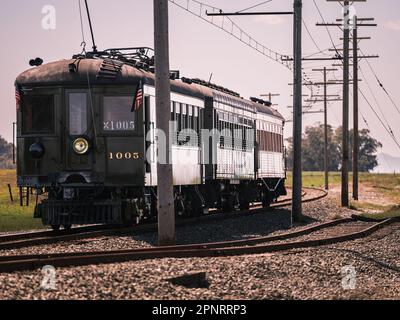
[216,112,254,151]
[169,101,203,147]
[257,130,284,153]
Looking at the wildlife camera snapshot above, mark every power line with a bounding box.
[237,0,273,13]
[168,0,292,69]
[303,18,323,52]
[312,0,340,56]
[332,47,400,150]
[359,66,394,135]
[358,88,400,150]
[359,49,400,117]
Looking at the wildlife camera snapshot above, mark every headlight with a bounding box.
[72,138,89,155]
[29,143,45,159]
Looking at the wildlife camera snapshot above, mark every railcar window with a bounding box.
[22,95,54,134]
[69,93,87,135]
[103,96,135,131]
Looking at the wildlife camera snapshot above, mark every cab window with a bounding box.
[103,96,135,131]
[69,93,87,135]
[22,95,54,134]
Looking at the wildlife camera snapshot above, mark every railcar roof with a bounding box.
[15,57,285,121]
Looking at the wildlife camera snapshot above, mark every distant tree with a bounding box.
[286,124,382,172]
[0,135,15,169]
[286,124,340,171]
[334,127,382,172]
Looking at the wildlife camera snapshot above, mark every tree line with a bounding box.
[0,135,15,169]
[285,124,382,172]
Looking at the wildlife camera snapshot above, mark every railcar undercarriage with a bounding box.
[33,179,286,229]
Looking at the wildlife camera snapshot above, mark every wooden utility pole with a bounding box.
[352,17,359,200]
[261,93,280,103]
[350,17,376,200]
[318,0,376,207]
[341,0,351,207]
[310,67,339,190]
[154,0,175,246]
[292,0,303,222]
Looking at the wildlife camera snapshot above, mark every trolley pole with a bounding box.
[292,0,303,222]
[154,0,176,246]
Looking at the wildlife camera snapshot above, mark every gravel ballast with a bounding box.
[0,192,398,300]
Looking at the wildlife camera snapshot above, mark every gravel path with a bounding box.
[0,192,398,300]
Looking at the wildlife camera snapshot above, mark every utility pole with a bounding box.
[350,17,376,200]
[292,0,303,222]
[353,16,359,200]
[342,0,350,207]
[335,16,377,200]
[317,0,377,207]
[154,0,175,246]
[310,67,339,190]
[261,93,280,103]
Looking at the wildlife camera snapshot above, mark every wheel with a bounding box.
[63,224,72,231]
[51,225,60,231]
[262,199,271,209]
[261,192,272,209]
[221,194,234,213]
[239,200,250,210]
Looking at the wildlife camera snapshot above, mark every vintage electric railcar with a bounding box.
[15,49,286,229]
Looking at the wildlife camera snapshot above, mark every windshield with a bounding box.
[22,95,54,134]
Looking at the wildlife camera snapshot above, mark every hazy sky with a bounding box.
[1,0,400,159]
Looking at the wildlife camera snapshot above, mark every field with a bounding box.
[0,170,399,232]
[286,171,400,219]
[0,170,42,232]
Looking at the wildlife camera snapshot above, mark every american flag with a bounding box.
[15,86,21,110]
[132,80,143,112]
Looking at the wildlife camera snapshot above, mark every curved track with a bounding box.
[0,187,323,250]
[0,216,397,273]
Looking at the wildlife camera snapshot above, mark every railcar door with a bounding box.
[17,87,62,181]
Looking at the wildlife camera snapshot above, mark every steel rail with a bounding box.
[0,188,325,251]
[0,217,397,273]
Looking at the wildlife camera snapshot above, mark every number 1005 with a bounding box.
[109,152,140,160]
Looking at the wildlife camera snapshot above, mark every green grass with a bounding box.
[286,171,400,218]
[0,170,44,232]
[361,205,400,220]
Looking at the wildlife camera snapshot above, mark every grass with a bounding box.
[0,170,43,232]
[286,171,400,219]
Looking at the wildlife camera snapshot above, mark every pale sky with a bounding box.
[1,0,400,159]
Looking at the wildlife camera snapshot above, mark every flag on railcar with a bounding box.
[132,80,143,112]
[15,85,22,111]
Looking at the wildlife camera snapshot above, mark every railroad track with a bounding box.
[0,188,316,250]
[0,215,397,273]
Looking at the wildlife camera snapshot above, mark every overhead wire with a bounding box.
[236,0,273,13]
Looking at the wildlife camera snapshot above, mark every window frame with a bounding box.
[67,91,88,137]
[101,94,138,135]
[21,94,56,135]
